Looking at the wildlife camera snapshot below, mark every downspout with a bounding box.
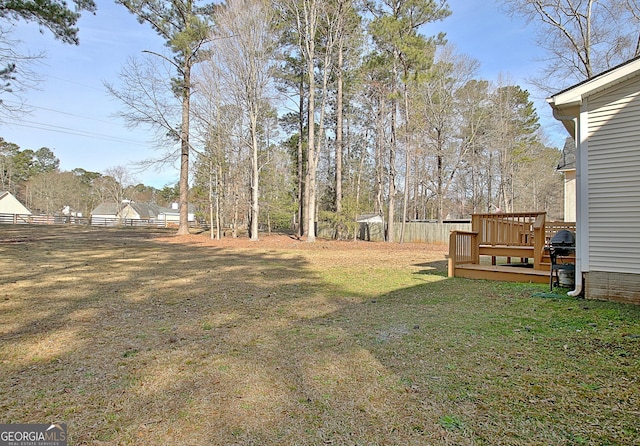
[551,107,583,297]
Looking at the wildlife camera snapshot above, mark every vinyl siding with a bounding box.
[587,79,640,274]
[0,192,31,214]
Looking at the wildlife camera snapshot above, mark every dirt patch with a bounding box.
[161,231,448,252]
[156,231,449,271]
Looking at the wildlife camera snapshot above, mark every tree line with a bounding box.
[5,0,640,239]
[0,138,179,216]
[117,0,562,241]
[106,0,565,240]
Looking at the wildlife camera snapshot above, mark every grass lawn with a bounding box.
[0,225,638,445]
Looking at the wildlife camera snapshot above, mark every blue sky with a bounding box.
[1,0,561,189]
[2,1,172,188]
[437,0,541,82]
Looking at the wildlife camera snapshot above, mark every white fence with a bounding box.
[0,214,201,228]
[0,214,90,225]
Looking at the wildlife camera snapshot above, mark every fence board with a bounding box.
[0,214,201,228]
[354,221,471,244]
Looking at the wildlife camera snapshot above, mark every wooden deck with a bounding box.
[454,263,550,283]
[448,212,576,284]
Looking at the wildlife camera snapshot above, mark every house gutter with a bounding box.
[549,104,584,297]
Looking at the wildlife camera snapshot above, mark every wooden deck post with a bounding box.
[448,231,457,278]
[533,213,546,270]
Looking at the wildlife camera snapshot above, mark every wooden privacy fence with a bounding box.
[350,221,472,244]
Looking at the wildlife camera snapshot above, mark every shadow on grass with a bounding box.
[1,226,320,443]
[0,225,638,445]
[414,259,449,277]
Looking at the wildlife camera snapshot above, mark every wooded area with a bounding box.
[107,0,566,239]
[0,142,180,216]
[15,0,640,239]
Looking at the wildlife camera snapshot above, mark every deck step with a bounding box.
[454,264,549,284]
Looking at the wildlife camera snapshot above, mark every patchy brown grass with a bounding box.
[0,225,638,445]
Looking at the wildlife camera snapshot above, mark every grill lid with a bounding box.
[550,229,575,247]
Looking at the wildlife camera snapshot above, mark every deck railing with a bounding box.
[471,212,546,246]
[448,230,479,277]
[545,221,576,243]
[450,212,550,275]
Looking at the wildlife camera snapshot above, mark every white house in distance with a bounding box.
[547,56,640,304]
[90,201,195,225]
[156,202,196,224]
[0,191,31,216]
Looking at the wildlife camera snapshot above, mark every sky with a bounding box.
[0,0,562,189]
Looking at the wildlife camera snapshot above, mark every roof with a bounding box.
[557,137,576,171]
[91,201,196,218]
[127,202,163,219]
[548,56,640,108]
[157,203,196,214]
[547,56,640,136]
[356,213,383,223]
[91,202,122,216]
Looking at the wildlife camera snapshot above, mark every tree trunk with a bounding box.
[297,75,305,237]
[177,59,191,235]
[387,116,396,243]
[335,38,343,215]
[232,182,238,238]
[250,114,260,241]
[215,162,222,239]
[209,160,215,240]
[387,86,398,243]
[306,39,317,242]
[375,95,384,217]
[400,82,411,243]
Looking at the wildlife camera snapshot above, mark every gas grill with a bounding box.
[548,229,576,290]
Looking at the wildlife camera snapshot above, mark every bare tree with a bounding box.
[502,0,640,90]
[0,27,43,119]
[412,46,478,221]
[0,0,95,116]
[455,79,492,214]
[191,68,225,239]
[622,0,640,55]
[108,0,211,235]
[26,170,81,215]
[278,0,326,242]
[208,0,278,241]
[103,165,136,204]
